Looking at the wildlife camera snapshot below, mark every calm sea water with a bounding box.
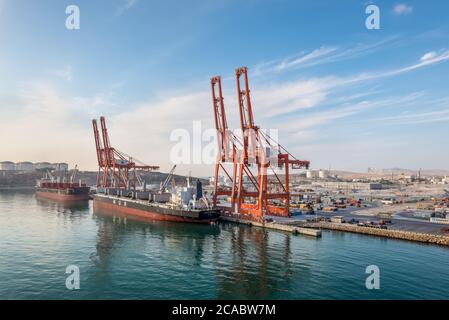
[0,189,448,300]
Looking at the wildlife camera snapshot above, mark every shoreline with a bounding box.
[299,221,449,247]
[0,186,35,190]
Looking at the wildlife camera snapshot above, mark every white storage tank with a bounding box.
[34,162,53,170]
[15,162,34,171]
[319,169,329,179]
[306,170,318,179]
[0,161,15,171]
[54,163,69,172]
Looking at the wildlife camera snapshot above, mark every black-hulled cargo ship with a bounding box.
[93,179,220,224]
[36,182,90,201]
[35,170,90,201]
[93,194,220,224]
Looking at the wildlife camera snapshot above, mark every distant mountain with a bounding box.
[289,168,449,179]
[369,168,449,177]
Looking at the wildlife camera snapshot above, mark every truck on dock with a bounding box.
[357,220,388,229]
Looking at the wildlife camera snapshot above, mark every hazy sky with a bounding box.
[1,0,449,176]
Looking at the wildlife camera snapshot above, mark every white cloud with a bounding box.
[393,3,413,16]
[0,81,124,170]
[247,49,449,119]
[364,102,449,125]
[337,49,449,85]
[420,51,437,62]
[46,65,72,82]
[251,77,337,117]
[0,84,96,168]
[117,0,138,15]
[277,93,423,135]
[254,37,399,75]
[383,49,449,75]
[275,47,338,71]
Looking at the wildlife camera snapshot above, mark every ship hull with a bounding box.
[93,195,220,224]
[36,188,90,202]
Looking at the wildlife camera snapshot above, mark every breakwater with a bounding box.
[301,221,449,246]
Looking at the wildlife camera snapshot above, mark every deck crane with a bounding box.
[235,66,310,219]
[160,164,177,193]
[92,116,159,191]
[211,76,239,212]
[70,164,78,184]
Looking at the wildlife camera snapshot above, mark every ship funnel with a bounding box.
[196,179,203,200]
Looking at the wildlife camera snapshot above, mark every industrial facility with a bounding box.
[0,161,69,172]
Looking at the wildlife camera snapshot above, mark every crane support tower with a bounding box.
[211,76,238,213]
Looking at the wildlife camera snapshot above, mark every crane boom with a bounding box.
[161,165,176,192]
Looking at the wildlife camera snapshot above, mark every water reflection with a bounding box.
[91,209,221,269]
[35,195,90,222]
[90,208,300,299]
[212,223,295,299]
[35,197,89,211]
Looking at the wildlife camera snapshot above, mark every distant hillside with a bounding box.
[289,168,449,180]
[0,171,208,188]
[367,168,449,177]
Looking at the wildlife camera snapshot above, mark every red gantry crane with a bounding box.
[235,66,310,219]
[92,116,159,191]
[211,67,309,221]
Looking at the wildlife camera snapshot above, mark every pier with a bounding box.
[219,215,322,237]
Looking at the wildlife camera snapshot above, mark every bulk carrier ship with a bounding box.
[36,170,90,202]
[93,178,220,224]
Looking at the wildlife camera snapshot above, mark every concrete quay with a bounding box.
[301,221,449,246]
